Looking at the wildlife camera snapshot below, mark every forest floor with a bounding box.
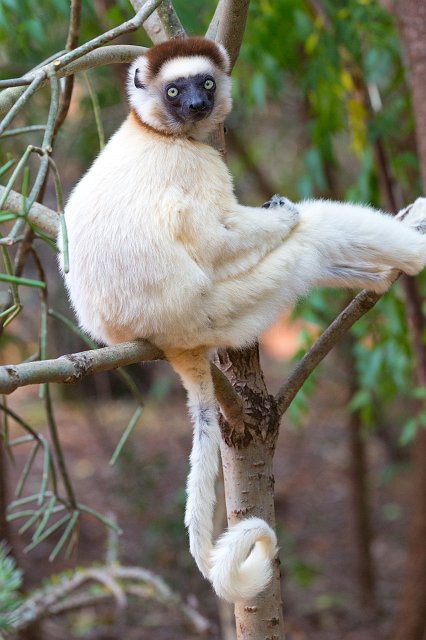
[5,347,412,640]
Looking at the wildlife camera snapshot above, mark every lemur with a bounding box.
[59,36,426,603]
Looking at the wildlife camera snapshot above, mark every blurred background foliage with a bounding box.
[1,0,425,638]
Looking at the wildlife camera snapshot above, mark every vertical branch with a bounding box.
[206,0,250,69]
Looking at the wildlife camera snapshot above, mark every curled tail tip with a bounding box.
[209,517,278,603]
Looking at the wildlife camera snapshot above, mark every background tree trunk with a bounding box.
[343,338,376,607]
[391,3,426,639]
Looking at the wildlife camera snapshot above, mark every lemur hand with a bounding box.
[262,194,298,212]
[262,194,300,234]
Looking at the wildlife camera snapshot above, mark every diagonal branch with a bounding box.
[48,0,162,73]
[275,287,390,417]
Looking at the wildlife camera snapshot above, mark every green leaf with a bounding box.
[399,418,417,446]
[412,386,426,400]
[0,273,45,288]
[109,406,143,466]
[0,211,19,223]
[348,389,371,412]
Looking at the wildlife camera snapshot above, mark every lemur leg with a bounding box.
[166,347,220,578]
[276,197,426,293]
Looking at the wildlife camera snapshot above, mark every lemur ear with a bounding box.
[134,68,145,90]
[128,56,149,93]
[216,42,231,74]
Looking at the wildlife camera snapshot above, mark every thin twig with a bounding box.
[0,125,46,138]
[45,386,77,509]
[0,73,45,136]
[0,46,147,117]
[11,564,212,633]
[0,0,159,120]
[84,73,105,150]
[155,1,186,38]
[50,0,163,72]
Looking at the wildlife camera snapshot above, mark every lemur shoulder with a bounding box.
[60,36,426,603]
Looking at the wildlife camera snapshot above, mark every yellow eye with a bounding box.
[167,86,179,98]
[204,79,215,90]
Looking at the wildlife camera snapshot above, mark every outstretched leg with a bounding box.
[292,198,426,292]
[202,197,426,348]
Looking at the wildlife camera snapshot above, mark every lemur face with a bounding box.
[162,73,216,123]
[128,37,232,139]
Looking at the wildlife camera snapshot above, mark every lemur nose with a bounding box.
[189,99,207,112]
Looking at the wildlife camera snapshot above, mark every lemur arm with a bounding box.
[209,201,299,280]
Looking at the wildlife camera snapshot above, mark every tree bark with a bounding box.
[217,347,284,640]
[391,4,426,638]
[392,278,426,640]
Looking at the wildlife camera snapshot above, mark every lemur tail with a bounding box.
[168,348,278,603]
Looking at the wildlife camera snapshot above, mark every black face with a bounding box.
[162,73,216,123]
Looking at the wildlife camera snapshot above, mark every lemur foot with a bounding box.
[396,197,426,233]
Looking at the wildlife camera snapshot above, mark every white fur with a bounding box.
[210,518,278,602]
[59,43,426,603]
[159,56,219,82]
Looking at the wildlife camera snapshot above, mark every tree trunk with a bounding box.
[217,346,285,640]
[391,4,426,639]
[392,278,426,640]
[343,339,376,607]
